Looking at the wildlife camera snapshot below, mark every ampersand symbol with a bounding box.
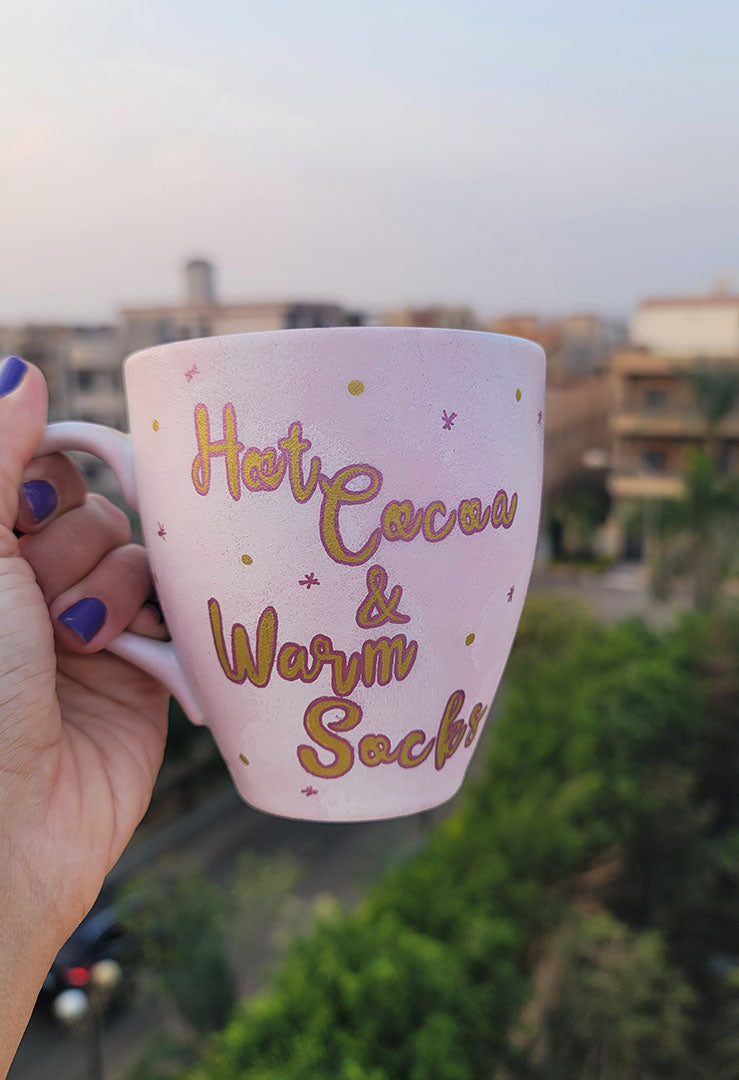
[356,564,411,629]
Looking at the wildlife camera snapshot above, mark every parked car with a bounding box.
[37,903,138,1019]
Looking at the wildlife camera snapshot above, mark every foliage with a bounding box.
[541,911,696,1080]
[682,361,739,437]
[119,870,237,1036]
[648,450,739,608]
[227,849,303,954]
[548,468,611,558]
[175,596,738,1080]
[122,1028,199,1080]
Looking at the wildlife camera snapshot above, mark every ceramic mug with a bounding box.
[39,327,545,822]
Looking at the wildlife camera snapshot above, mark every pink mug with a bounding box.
[40,327,545,821]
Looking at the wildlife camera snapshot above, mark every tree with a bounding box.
[548,469,611,559]
[648,450,739,609]
[119,870,237,1036]
[541,912,696,1080]
[682,361,739,462]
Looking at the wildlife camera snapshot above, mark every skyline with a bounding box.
[2,0,738,323]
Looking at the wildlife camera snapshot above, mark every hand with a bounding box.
[0,357,169,1074]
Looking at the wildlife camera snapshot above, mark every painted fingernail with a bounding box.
[22,480,58,523]
[0,356,28,397]
[58,597,107,643]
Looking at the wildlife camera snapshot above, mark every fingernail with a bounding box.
[58,597,107,643]
[144,595,165,624]
[22,480,58,523]
[0,356,28,397]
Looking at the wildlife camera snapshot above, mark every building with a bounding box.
[544,373,610,502]
[1,260,364,509]
[607,293,739,558]
[120,259,362,356]
[382,305,479,330]
[486,314,613,510]
[487,313,621,383]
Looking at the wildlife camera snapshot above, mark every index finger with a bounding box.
[0,357,48,539]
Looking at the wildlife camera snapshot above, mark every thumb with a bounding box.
[0,357,49,535]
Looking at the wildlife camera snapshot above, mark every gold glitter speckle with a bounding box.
[348,380,365,396]
[465,633,476,646]
[152,420,160,431]
[239,753,250,766]
[241,554,253,566]
[515,388,522,402]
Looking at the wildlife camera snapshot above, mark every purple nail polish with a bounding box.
[0,356,28,397]
[58,598,107,643]
[22,480,58,523]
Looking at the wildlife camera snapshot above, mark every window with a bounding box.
[716,442,731,474]
[644,388,667,411]
[77,371,95,391]
[642,450,666,473]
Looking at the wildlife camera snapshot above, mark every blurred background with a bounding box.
[4,1,738,1077]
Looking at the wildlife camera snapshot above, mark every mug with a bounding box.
[40,327,545,822]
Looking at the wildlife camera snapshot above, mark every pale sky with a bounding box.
[1,0,738,323]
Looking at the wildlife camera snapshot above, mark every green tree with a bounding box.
[119,870,237,1036]
[548,469,611,559]
[541,912,696,1080]
[189,904,508,1080]
[648,450,739,609]
[683,361,739,461]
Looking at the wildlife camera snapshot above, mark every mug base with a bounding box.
[234,780,465,824]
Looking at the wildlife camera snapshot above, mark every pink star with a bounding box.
[157,522,167,539]
[301,786,318,796]
[299,572,320,589]
[441,409,457,430]
[537,411,542,425]
[507,585,515,603]
[185,365,199,382]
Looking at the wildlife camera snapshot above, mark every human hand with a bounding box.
[0,357,169,1074]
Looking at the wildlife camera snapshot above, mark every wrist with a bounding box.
[0,873,66,1078]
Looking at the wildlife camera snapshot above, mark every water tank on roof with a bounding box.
[185,259,215,306]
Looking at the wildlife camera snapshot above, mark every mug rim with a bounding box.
[124,325,545,373]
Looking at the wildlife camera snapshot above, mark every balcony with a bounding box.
[612,409,739,439]
[608,472,684,500]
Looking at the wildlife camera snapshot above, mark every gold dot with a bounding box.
[465,633,476,646]
[152,419,160,431]
[348,380,365,396]
[241,554,253,566]
[515,388,522,402]
[239,753,250,766]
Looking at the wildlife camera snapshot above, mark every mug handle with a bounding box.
[37,422,205,725]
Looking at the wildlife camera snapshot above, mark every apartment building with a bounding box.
[607,293,739,558]
[382,305,479,330]
[120,259,361,355]
[486,314,614,506]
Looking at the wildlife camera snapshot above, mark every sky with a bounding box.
[1,0,738,323]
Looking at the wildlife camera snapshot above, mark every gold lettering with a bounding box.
[208,599,277,687]
[297,696,362,779]
[422,500,457,542]
[278,422,322,503]
[362,636,417,687]
[192,404,244,500]
[318,464,383,566]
